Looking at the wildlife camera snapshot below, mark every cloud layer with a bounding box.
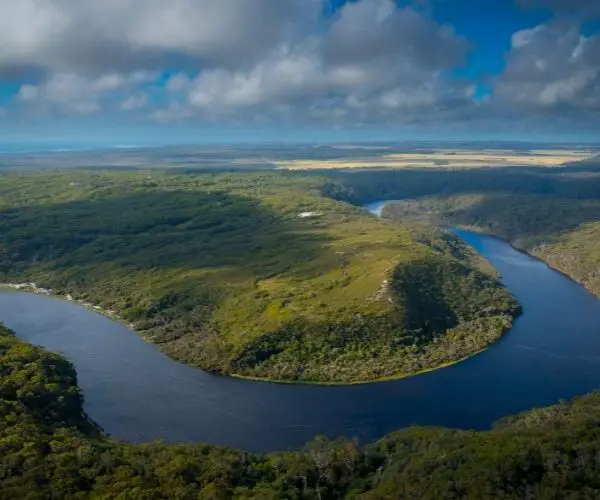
[497,23,600,112]
[0,0,319,76]
[1,0,599,133]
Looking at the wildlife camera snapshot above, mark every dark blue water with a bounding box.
[1,203,600,452]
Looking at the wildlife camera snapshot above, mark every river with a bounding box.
[1,201,600,452]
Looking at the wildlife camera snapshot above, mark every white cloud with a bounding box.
[6,0,598,131]
[17,72,157,115]
[166,74,192,93]
[0,0,320,76]
[495,23,600,110]
[16,85,39,102]
[179,1,472,125]
[120,94,148,111]
[511,26,544,48]
[4,0,475,126]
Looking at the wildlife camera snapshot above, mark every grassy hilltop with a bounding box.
[3,324,600,499]
[0,170,517,383]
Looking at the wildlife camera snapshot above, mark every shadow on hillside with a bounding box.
[385,192,600,246]
[0,190,334,283]
[324,166,600,204]
[449,194,600,243]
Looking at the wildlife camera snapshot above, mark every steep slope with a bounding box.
[0,170,518,383]
[3,325,600,499]
[322,167,600,299]
[383,194,600,298]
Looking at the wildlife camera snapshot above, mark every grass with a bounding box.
[0,170,518,383]
[383,193,600,298]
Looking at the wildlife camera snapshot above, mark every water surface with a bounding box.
[1,202,600,452]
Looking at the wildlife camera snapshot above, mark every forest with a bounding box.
[3,323,600,499]
[2,165,600,497]
[324,164,600,299]
[0,170,518,383]
[383,194,600,298]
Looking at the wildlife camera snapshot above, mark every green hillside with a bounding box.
[0,170,517,383]
[383,194,600,298]
[3,324,600,499]
[323,166,600,299]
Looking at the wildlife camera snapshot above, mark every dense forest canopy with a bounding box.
[2,164,600,497]
[0,170,518,383]
[322,164,600,204]
[2,324,600,499]
[321,165,600,299]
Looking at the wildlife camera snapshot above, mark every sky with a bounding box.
[1,0,600,145]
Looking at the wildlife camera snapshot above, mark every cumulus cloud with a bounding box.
[180,0,472,125]
[495,23,600,114]
[166,74,193,93]
[17,72,156,115]
[4,0,599,131]
[0,0,320,76]
[120,94,149,111]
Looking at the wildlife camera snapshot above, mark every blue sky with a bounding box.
[1,0,599,145]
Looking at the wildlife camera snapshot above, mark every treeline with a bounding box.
[0,171,517,383]
[383,194,600,298]
[322,165,600,204]
[323,166,600,298]
[3,324,600,499]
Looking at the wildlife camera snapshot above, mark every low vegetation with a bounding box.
[383,194,600,298]
[3,324,600,499]
[323,165,600,298]
[278,148,592,170]
[3,163,600,497]
[0,170,517,383]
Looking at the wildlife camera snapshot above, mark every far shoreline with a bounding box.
[0,277,517,387]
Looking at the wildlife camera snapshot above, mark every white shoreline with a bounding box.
[0,282,135,328]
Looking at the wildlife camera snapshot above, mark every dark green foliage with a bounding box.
[384,194,600,298]
[2,164,600,497]
[391,255,512,336]
[324,165,600,298]
[322,166,600,205]
[0,325,89,431]
[3,326,600,499]
[0,170,517,383]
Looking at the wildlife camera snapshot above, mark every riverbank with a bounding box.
[2,229,600,451]
[0,170,521,384]
[229,344,497,386]
[6,319,600,498]
[473,228,600,300]
[0,279,516,387]
[0,282,135,328]
[378,194,600,300]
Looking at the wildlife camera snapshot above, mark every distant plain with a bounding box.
[1,142,598,171]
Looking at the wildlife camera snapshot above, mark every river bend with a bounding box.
[1,201,600,452]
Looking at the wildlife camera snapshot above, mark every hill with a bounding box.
[323,166,600,298]
[3,324,600,499]
[383,194,600,298]
[0,170,518,383]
